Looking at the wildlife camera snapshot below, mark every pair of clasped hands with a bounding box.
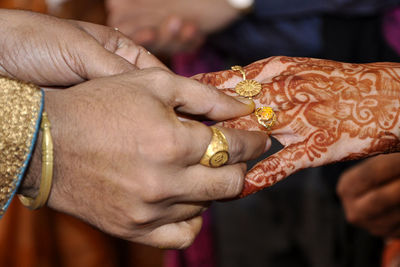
[3,10,400,248]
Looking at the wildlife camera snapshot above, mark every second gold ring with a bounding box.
[200,127,229,168]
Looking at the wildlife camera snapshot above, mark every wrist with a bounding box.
[19,91,57,201]
[18,123,42,198]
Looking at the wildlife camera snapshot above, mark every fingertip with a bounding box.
[235,97,255,111]
[166,16,183,35]
[134,28,157,45]
[180,22,199,43]
[264,136,272,153]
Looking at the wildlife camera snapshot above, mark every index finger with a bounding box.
[156,73,256,121]
[179,122,270,166]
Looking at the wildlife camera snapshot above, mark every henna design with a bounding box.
[196,56,400,197]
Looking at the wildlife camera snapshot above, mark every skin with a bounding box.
[194,56,400,197]
[337,153,400,238]
[106,0,240,56]
[24,71,269,249]
[0,10,270,248]
[0,9,167,86]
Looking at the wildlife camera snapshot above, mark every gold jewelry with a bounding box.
[200,127,229,168]
[255,107,277,130]
[18,112,53,210]
[231,65,262,98]
[0,76,42,216]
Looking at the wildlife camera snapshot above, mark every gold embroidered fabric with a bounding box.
[0,76,42,216]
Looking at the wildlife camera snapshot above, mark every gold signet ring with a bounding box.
[255,107,277,130]
[200,127,229,168]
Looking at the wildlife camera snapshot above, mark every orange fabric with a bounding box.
[0,199,164,267]
[0,0,47,13]
[0,199,117,267]
[381,239,400,267]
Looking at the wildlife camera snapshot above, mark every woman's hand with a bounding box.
[0,9,166,86]
[195,56,400,197]
[21,69,269,248]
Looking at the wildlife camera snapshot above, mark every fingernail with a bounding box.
[236,97,255,107]
[264,137,272,152]
[168,17,182,34]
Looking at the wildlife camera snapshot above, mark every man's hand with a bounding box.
[106,0,240,56]
[0,9,167,86]
[21,69,269,248]
[337,153,400,238]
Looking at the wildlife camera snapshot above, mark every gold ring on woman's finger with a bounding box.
[255,107,277,130]
[200,127,229,168]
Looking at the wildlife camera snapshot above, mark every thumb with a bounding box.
[76,43,138,79]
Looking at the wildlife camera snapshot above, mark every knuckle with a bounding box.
[141,126,184,163]
[369,191,386,207]
[226,167,245,197]
[214,167,244,199]
[115,226,136,241]
[204,84,221,98]
[152,68,173,82]
[129,211,154,226]
[345,210,362,225]
[344,206,366,226]
[369,227,386,237]
[141,176,170,203]
[157,130,184,163]
[228,136,246,163]
[336,178,348,198]
[136,45,148,54]
[177,230,197,249]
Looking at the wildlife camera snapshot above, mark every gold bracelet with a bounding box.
[18,112,53,210]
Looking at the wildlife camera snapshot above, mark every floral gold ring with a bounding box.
[255,107,277,130]
[200,127,229,168]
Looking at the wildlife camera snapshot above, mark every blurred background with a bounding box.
[1,0,400,266]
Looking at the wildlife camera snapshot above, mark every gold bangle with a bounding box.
[18,112,53,210]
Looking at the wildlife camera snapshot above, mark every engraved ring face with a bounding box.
[210,151,229,167]
[200,127,229,168]
[235,80,262,98]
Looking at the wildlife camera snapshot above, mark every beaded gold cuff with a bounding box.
[0,76,43,217]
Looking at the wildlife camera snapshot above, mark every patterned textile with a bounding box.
[381,7,400,267]
[0,76,43,217]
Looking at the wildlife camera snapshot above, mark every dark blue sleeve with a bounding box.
[253,0,400,18]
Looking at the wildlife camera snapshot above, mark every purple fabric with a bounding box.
[164,49,223,267]
[171,49,223,77]
[383,7,400,56]
[164,211,216,267]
